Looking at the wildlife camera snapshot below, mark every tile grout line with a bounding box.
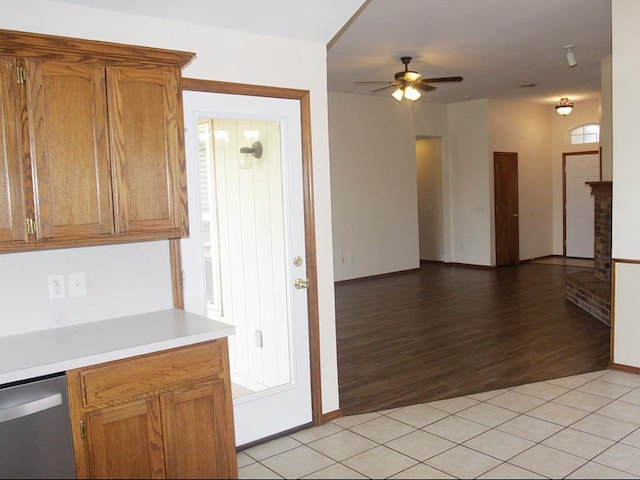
[239,370,640,479]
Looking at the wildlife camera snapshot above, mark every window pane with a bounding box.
[570,123,599,145]
[584,133,598,143]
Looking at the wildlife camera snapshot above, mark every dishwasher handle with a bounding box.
[0,393,62,424]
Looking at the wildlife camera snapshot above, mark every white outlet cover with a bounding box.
[68,272,87,297]
[48,274,65,299]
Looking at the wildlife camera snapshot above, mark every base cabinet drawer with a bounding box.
[67,339,237,479]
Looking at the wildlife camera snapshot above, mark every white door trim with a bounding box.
[169,78,324,440]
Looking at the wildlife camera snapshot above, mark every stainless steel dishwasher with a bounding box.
[0,373,76,479]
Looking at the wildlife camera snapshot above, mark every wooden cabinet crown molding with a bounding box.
[0,29,195,67]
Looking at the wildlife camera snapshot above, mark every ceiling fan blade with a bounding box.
[419,76,463,83]
[354,81,396,86]
[369,84,397,93]
[415,83,436,92]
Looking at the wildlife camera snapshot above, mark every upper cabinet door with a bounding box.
[0,57,26,243]
[25,60,114,239]
[108,66,185,236]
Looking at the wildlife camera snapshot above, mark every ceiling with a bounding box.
[54,0,365,43]
[328,0,612,106]
[56,0,611,107]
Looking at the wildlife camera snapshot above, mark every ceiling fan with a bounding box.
[354,56,463,102]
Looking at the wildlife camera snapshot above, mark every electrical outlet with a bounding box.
[48,274,65,299]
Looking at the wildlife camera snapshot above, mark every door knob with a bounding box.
[294,278,309,289]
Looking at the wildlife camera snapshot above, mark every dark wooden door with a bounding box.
[494,152,519,266]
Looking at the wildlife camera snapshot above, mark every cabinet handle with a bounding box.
[25,218,36,235]
[16,66,26,85]
[80,420,86,439]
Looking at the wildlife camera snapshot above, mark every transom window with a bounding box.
[570,123,600,144]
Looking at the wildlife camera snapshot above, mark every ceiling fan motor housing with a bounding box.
[353,55,462,96]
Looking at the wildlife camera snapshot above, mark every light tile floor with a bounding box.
[238,369,640,479]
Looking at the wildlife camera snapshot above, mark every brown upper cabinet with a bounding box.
[0,30,194,252]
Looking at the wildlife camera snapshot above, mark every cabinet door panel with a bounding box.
[26,60,113,239]
[162,380,238,479]
[85,397,165,479]
[108,66,183,235]
[0,57,26,242]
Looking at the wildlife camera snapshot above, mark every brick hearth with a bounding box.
[565,181,612,326]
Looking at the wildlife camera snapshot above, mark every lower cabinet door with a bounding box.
[85,397,165,479]
[161,380,237,479]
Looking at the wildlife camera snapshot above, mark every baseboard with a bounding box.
[420,259,494,269]
[609,362,640,375]
[445,262,492,270]
[335,268,420,285]
[320,409,342,424]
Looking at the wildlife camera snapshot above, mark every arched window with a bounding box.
[570,123,600,145]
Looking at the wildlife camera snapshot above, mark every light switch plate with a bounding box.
[68,272,87,297]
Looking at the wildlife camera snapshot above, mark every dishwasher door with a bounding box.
[0,373,76,479]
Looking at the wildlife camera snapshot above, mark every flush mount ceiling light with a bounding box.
[555,97,574,116]
[564,45,577,68]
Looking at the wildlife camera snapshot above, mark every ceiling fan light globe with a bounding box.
[404,85,421,101]
[392,87,404,101]
[405,71,421,82]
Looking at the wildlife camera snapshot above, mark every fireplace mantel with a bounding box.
[586,181,612,196]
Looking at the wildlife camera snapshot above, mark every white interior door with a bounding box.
[180,91,311,447]
[565,153,600,258]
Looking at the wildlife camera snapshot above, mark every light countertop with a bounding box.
[0,309,235,385]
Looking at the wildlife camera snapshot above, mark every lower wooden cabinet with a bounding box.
[66,339,237,479]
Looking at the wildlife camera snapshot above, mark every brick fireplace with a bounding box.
[565,181,612,325]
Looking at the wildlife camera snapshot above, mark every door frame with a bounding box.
[493,152,520,266]
[562,149,601,257]
[169,78,323,426]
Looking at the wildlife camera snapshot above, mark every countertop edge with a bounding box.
[0,309,235,385]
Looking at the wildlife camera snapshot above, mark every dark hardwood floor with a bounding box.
[335,262,611,415]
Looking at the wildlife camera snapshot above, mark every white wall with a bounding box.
[601,54,613,182]
[611,0,640,368]
[0,0,341,413]
[329,94,562,273]
[489,99,553,262]
[329,92,420,281]
[0,242,173,336]
[448,100,492,265]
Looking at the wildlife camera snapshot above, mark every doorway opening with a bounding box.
[563,150,601,258]
[196,117,292,400]
[416,137,444,262]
